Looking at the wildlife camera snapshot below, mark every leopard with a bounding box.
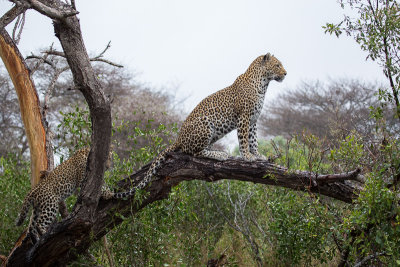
[15,146,114,243]
[111,52,287,199]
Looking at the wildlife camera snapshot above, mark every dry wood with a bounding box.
[0,28,48,186]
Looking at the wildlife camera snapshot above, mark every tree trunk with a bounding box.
[0,28,48,186]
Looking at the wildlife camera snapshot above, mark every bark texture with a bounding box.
[3,1,111,266]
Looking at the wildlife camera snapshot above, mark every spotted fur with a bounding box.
[111,53,286,199]
[16,147,113,243]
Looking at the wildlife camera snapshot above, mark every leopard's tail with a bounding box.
[112,143,178,199]
[16,192,33,226]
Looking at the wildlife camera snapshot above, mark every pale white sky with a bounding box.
[1,0,385,112]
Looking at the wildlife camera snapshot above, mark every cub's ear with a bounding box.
[263,53,271,62]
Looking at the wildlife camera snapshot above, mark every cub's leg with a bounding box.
[29,208,42,243]
[30,201,58,243]
[249,123,266,160]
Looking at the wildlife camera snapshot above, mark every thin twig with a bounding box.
[93,41,111,59]
[43,47,123,68]
[11,12,25,44]
[102,235,115,267]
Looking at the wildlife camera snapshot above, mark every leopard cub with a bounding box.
[16,147,113,243]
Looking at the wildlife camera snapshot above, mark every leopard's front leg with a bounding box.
[249,123,266,160]
[237,113,257,161]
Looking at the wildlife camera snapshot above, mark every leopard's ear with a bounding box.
[263,53,271,62]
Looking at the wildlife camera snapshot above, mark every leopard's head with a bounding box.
[247,53,287,83]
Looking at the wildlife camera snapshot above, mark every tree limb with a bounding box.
[5,152,363,266]
[42,48,124,67]
[0,27,49,186]
[0,3,30,29]
[29,0,78,21]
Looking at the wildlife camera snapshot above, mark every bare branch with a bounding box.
[0,2,29,29]
[93,41,111,59]
[353,252,387,267]
[43,47,123,68]
[42,49,65,57]
[91,58,123,68]
[11,11,25,44]
[29,0,78,21]
[26,54,55,68]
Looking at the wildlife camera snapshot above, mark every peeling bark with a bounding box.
[0,28,48,186]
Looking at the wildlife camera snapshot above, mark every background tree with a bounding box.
[259,79,398,140]
[324,1,400,265]
[0,68,27,157]
[325,0,400,119]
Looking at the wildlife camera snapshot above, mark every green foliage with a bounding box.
[324,0,400,116]
[56,104,92,158]
[112,112,178,173]
[0,154,30,254]
[341,173,400,264]
[267,189,336,265]
[329,132,365,171]
[325,3,400,263]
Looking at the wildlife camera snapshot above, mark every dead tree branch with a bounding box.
[0,27,49,186]
[43,47,124,68]
[5,152,363,266]
[0,2,29,29]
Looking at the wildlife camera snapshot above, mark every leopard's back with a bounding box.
[16,147,90,243]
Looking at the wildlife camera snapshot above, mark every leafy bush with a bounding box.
[0,154,30,254]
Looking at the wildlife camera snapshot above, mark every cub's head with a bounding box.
[248,53,287,83]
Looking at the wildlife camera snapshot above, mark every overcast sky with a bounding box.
[1,0,385,111]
